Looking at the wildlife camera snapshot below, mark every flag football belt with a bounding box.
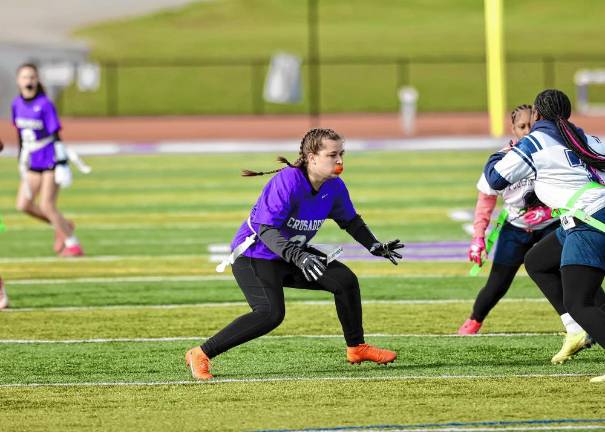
[22,135,54,152]
[216,217,257,273]
[469,208,508,276]
[551,182,605,232]
[215,221,346,273]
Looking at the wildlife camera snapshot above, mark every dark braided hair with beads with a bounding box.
[534,89,605,170]
[241,128,343,176]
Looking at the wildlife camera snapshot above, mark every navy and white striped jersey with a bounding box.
[484,120,605,215]
[477,159,556,231]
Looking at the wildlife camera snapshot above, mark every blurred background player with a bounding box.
[186,128,404,380]
[0,137,6,309]
[459,104,560,334]
[486,89,605,382]
[12,63,84,257]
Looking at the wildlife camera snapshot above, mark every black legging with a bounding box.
[470,222,558,322]
[201,255,364,358]
[525,230,605,347]
[471,263,520,322]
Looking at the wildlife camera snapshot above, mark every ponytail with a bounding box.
[240,128,342,177]
[556,117,605,170]
[240,157,298,177]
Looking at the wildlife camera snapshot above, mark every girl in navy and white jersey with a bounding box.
[12,63,84,256]
[485,89,605,382]
[185,128,403,380]
[459,105,560,335]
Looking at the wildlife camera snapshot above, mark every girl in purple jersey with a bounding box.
[12,64,84,257]
[186,128,404,380]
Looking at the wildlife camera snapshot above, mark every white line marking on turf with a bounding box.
[311,426,604,432]
[0,254,200,264]
[0,333,561,344]
[8,275,234,285]
[7,273,524,285]
[0,373,592,388]
[1,298,548,313]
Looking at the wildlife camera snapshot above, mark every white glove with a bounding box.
[54,164,73,188]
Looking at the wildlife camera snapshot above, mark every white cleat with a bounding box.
[590,374,605,383]
[551,331,593,364]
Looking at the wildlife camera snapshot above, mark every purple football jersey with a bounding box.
[231,166,357,260]
[12,94,61,171]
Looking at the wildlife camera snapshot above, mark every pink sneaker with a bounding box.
[60,244,84,257]
[458,318,482,335]
[0,278,8,310]
[54,220,75,253]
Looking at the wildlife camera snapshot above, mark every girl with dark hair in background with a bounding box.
[12,63,85,257]
[459,104,560,335]
[485,89,605,381]
[186,128,404,380]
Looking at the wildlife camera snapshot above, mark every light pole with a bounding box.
[308,0,320,127]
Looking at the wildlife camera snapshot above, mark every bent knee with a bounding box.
[524,250,540,275]
[337,267,359,290]
[563,298,590,316]
[39,203,58,216]
[16,199,33,212]
[253,307,285,329]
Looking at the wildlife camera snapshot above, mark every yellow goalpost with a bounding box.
[484,0,506,137]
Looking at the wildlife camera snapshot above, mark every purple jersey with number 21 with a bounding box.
[231,166,357,260]
[12,93,61,171]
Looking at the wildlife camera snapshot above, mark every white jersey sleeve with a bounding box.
[476,173,498,196]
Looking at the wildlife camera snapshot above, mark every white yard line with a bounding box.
[0,223,233,231]
[292,427,605,432]
[1,298,548,313]
[0,373,592,388]
[0,333,560,344]
[0,254,200,264]
[8,275,234,285]
[7,273,515,285]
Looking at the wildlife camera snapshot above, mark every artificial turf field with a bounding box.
[0,150,604,431]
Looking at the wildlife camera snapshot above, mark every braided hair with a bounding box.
[242,128,343,176]
[534,89,605,170]
[511,104,532,124]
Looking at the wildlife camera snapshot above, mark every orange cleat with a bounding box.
[347,343,397,365]
[54,220,75,253]
[0,278,8,310]
[60,244,84,258]
[185,347,213,380]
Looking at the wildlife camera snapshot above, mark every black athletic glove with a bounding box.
[369,239,405,265]
[292,251,327,282]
